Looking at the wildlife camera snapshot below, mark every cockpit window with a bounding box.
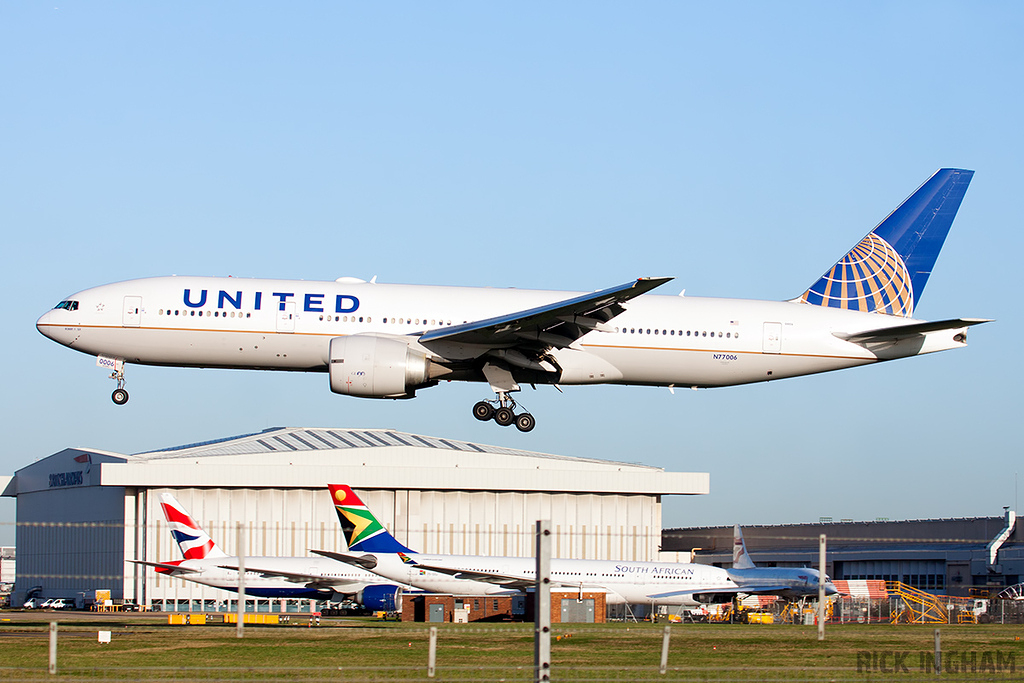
[53,300,79,311]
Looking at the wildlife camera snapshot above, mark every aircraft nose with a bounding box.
[36,310,57,340]
[37,308,78,346]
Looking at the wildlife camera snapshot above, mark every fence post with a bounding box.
[236,522,246,639]
[48,622,57,675]
[934,628,941,674]
[817,534,826,641]
[659,625,671,674]
[427,626,437,678]
[535,520,552,683]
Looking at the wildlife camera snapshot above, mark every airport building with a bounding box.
[2,427,708,608]
[664,512,1022,598]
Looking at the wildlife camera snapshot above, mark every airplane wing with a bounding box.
[418,277,672,351]
[128,560,200,575]
[217,563,366,588]
[391,561,535,592]
[644,585,789,600]
[835,318,992,345]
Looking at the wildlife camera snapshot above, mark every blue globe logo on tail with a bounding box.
[800,233,914,316]
[797,168,973,318]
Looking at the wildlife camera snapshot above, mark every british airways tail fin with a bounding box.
[798,168,974,317]
[328,484,414,554]
[159,492,228,560]
[732,524,756,570]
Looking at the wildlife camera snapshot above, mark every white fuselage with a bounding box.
[363,553,738,606]
[151,555,399,601]
[36,276,968,390]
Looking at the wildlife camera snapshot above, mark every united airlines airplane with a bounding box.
[131,493,406,609]
[313,485,836,607]
[37,169,987,431]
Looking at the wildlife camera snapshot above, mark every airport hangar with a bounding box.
[2,427,708,609]
[664,511,1022,598]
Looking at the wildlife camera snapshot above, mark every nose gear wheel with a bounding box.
[108,362,129,405]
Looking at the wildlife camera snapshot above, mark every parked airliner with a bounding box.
[646,525,837,604]
[131,492,405,609]
[313,485,836,607]
[37,169,987,431]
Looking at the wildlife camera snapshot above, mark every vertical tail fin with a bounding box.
[159,493,228,560]
[328,484,414,554]
[798,168,973,317]
[732,524,755,570]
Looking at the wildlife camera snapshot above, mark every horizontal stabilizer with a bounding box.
[836,318,992,345]
[311,549,380,571]
[128,559,199,575]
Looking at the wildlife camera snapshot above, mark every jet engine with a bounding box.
[356,585,403,611]
[692,592,735,604]
[329,335,433,399]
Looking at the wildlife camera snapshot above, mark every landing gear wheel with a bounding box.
[111,388,129,405]
[472,401,495,421]
[514,413,536,432]
[494,407,515,426]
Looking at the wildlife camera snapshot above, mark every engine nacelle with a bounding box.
[356,584,403,611]
[693,592,735,605]
[329,335,431,399]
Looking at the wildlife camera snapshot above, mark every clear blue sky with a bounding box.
[3,2,1022,546]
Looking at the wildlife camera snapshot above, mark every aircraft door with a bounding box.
[277,302,296,333]
[122,296,142,327]
[762,322,782,353]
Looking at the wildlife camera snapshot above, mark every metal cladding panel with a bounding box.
[12,486,126,604]
[134,484,668,607]
[99,463,707,496]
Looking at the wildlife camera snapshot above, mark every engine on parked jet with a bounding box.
[693,592,735,604]
[329,335,436,399]
[355,585,403,611]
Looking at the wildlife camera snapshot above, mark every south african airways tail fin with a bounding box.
[328,484,414,554]
[798,168,973,317]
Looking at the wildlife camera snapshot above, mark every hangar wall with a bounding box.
[142,486,662,606]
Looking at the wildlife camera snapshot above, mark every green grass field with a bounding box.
[1,611,1022,681]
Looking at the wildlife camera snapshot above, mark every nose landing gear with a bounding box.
[108,360,129,405]
[472,394,535,432]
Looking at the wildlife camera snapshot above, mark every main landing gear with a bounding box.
[472,395,536,432]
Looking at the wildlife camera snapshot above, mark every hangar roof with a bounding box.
[5,427,708,497]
